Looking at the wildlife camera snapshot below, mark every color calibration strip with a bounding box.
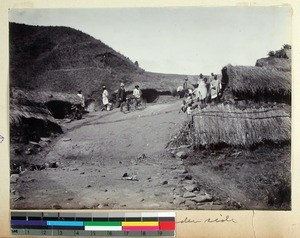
[11,212,176,237]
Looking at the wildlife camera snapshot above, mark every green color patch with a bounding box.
[84,221,121,226]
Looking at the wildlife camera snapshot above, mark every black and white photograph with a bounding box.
[9,7,291,210]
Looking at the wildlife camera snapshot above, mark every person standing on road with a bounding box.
[133,85,142,108]
[102,86,109,111]
[117,83,126,109]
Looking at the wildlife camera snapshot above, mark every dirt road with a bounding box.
[12,101,216,210]
[11,100,290,210]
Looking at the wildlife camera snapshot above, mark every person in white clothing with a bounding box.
[73,90,85,119]
[194,74,204,102]
[194,77,208,104]
[133,85,142,108]
[77,90,85,108]
[102,86,109,111]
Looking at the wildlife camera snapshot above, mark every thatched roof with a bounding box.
[11,88,80,105]
[225,65,291,100]
[192,104,290,148]
[10,99,57,127]
[256,57,291,72]
[10,88,63,128]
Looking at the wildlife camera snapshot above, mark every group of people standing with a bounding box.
[193,73,222,104]
[75,72,223,118]
[76,84,143,115]
[102,83,143,112]
[179,73,223,115]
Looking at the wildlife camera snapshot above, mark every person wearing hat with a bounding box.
[117,83,126,111]
[102,86,109,111]
[133,85,142,108]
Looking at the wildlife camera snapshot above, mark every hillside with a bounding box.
[9,23,196,103]
[255,47,291,72]
[10,23,139,94]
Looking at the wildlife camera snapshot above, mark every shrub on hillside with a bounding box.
[268,44,291,59]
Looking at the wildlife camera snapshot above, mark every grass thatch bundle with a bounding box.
[10,88,63,140]
[10,99,56,127]
[11,87,80,105]
[225,65,291,102]
[192,104,290,148]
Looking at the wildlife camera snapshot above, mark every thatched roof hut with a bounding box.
[10,99,57,127]
[10,87,84,119]
[10,89,62,140]
[223,65,291,103]
[192,104,290,148]
[11,88,80,105]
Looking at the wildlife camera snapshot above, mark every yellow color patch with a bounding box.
[122,221,159,227]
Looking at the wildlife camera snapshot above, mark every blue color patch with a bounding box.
[46,221,84,227]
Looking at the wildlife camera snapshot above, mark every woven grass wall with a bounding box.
[193,104,290,148]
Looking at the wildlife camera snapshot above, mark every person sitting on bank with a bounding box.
[133,85,142,108]
[179,94,196,115]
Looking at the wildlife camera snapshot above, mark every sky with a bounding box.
[9,7,291,75]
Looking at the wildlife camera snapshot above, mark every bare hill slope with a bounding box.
[10,23,139,93]
[10,23,196,102]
